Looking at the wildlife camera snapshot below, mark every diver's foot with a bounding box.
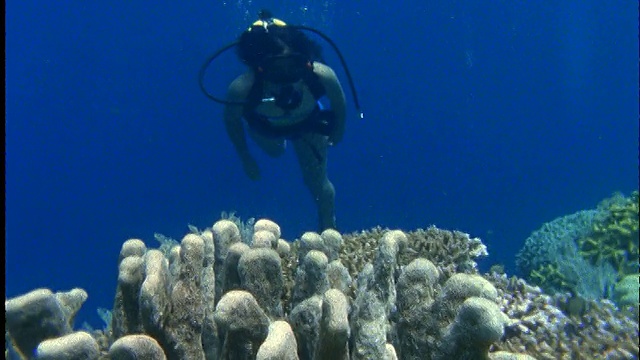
[319,215,337,232]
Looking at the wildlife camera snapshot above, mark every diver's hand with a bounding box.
[328,130,343,146]
[327,117,345,145]
[242,157,261,181]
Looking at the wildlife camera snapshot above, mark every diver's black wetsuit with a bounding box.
[242,71,335,139]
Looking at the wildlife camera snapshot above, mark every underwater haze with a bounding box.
[6,1,638,327]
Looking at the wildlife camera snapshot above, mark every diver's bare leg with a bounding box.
[293,133,336,231]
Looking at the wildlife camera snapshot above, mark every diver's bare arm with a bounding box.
[223,105,252,162]
[315,63,347,144]
[223,74,254,162]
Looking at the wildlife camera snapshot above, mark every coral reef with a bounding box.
[516,191,639,306]
[578,191,639,276]
[613,274,640,312]
[5,219,639,359]
[515,209,609,299]
[487,271,639,359]
[5,288,88,358]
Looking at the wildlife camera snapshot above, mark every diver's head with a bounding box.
[258,52,314,84]
[236,12,322,83]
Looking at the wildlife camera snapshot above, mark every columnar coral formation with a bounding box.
[396,258,438,359]
[238,248,285,318]
[316,289,350,360]
[215,290,270,359]
[5,288,88,358]
[291,250,330,308]
[288,294,323,359]
[256,321,298,360]
[36,331,100,360]
[438,297,508,359]
[108,334,166,359]
[5,218,639,359]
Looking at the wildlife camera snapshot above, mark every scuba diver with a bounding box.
[200,10,362,231]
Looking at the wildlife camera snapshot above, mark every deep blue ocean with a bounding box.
[6,1,638,327]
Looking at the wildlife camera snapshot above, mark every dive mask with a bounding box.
[258,53,312,84]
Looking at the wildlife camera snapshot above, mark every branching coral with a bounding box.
[516,191,639,305]
[578,191,639,276]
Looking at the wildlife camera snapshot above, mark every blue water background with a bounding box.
[6,1,638,327]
